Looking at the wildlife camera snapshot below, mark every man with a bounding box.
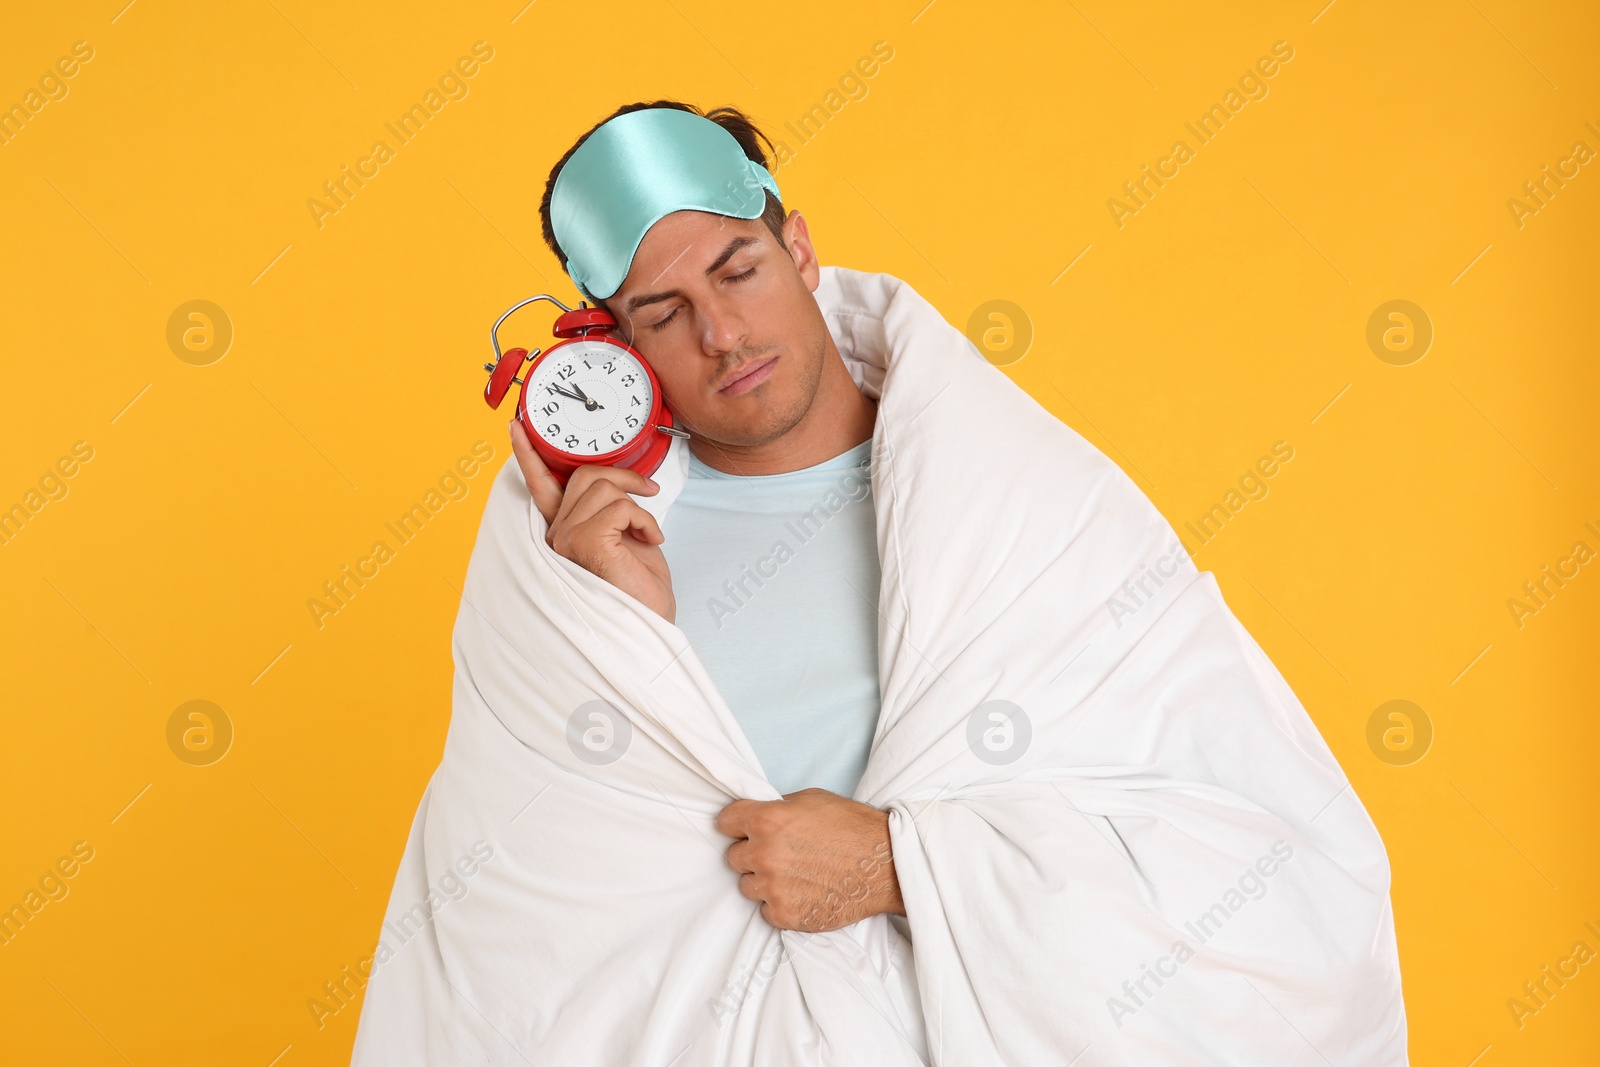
[353,101,1407,1065]
[513,100,905,935]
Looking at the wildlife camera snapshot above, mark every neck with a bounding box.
[690,337,876,475]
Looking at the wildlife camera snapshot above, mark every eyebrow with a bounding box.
[623,235,762,314]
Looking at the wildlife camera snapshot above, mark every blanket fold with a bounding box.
[352,265,1406,1066]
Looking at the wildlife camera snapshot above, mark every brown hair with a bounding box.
[538,100,788,292]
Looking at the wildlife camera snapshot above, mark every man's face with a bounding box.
[603,209,830,452]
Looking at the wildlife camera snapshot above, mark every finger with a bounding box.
[553,463,659,537]
[613,497,666,546]
[566,460,659,508]
[555,475,630,532]
[509,420,563,525]
[741,872,762,903]
[566,496,665,552]
[716,799,758,838]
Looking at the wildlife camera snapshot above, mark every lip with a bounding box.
[718,356,778,396]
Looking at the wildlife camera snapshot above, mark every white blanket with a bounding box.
[352,265,1407,1065]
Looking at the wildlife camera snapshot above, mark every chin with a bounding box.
[698,391,805,446]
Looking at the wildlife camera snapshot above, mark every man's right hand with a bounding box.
[510,420,676,624]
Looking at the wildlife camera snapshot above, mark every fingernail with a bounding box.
[647,478,660,490]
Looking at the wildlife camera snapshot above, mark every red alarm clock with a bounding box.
[482,294,688,486]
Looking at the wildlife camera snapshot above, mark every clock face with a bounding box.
[526,339,655,457]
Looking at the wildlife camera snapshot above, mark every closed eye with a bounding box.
[646,267,758,332]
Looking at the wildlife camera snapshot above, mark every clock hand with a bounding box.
[569,382,605,411]
[551,382,605,411]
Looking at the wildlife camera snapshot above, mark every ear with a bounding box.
[781,210,821,291]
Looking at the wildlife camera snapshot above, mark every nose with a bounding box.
[698,289,750,361]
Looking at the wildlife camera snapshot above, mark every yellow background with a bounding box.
[2,0,1596,1063]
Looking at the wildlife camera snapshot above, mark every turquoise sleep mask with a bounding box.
[550,108,782,301]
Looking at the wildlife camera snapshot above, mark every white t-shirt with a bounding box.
[660,438,881,798]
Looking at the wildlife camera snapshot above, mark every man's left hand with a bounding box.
[715,788,906,933]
